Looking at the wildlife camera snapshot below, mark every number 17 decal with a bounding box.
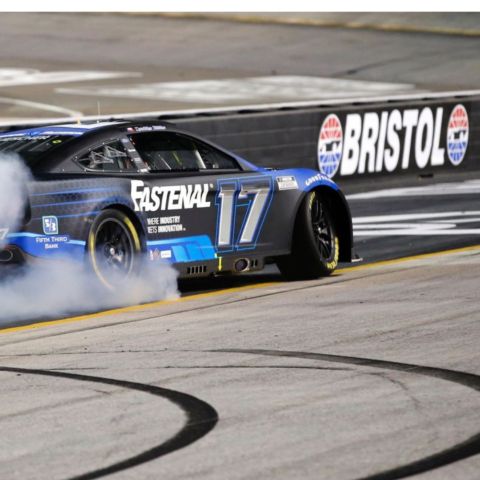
[215,177,273,252]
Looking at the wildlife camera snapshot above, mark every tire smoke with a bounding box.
[0,155,179,323]
[0,154,30,249]
[0,261,179,322]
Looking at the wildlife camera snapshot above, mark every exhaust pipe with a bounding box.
[0,249,14,262]
[234,258,250,272]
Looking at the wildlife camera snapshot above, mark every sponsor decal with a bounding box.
[0,228,8,240]
[150,249,161,261]
[326,237,339,271]
[146,215,185,234]
[318,104,469,178]
[35,235,70,250]
[131,180,210,212]
[42,216,59,235]
[305,173,329,187]
[7,233,84,258]
[447,104,469,166]
[276,175,298,190]
[317,114,343,178]
[149,248,172,261]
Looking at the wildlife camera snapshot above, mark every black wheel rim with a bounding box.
[310,195,334,261]
[94,218,134,284]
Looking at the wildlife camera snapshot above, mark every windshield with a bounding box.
[0,134,74,166]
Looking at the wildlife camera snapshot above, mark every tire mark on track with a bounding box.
[214,349,480,480]
[0,366,218,480]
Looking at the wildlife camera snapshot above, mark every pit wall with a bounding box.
[2,93,479,183]
[172,95,479,182]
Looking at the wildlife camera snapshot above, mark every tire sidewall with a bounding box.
[301,190,339,274]
[87,209,142,290]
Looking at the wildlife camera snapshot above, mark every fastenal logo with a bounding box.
[447,104,469,166]
[131,180,211,212]
[317,114,343,178]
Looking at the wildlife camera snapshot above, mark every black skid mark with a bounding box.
[0,366,218,480]
[213,349,480,480]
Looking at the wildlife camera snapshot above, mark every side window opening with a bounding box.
[195,141,239,170]
[129,132,239,172]
[77,141,135,172]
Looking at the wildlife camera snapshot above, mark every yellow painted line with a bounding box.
[1,243,480,336]
[336,243,480,274]
[144,13,480,38]
[0,282,278,336]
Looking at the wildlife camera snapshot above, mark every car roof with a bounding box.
[0,120,259,173]
[0,120,174,138]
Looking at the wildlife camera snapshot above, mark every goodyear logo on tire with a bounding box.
[317,114,343,178]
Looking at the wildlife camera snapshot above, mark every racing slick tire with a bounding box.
[277,190,339,280]
[87,209,143,290]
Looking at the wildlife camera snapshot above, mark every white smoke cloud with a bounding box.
[0,154,179,323]
[0,261,178,322]
[0,154,31,248]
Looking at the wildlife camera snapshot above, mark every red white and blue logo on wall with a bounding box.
[318,113,343,178]
[447,104,469,166]
[317,114,343,178]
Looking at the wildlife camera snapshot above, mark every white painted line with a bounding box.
[353,211,480,224]
[353,211,480,236]
[0,97,82,118]
[57,75,417,104]
[354,223,456,230]
[0,68,141,88]
[436,217,480,224]
[354,229,480,236]
[348,180,480,200]
[2,88,480,128]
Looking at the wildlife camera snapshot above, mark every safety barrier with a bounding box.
[173,92,480,182]
[2,91,479,182]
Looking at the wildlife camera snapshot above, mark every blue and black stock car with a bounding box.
[0,121,353,289]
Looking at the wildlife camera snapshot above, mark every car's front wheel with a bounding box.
[277,190,339,280]
[87,209,142,290]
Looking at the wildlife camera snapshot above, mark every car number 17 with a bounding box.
[215,177,273,251]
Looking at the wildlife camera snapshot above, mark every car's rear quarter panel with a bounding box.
[15,177,135,261]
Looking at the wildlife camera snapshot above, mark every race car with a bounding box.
[0,121,353,289]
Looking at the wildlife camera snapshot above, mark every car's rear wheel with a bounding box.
[87,209,142,290]
[277,190,339,280]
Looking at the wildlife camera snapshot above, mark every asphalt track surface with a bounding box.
[1,14,480,480]
[0,13,479,120]
[1,246,480,479]
[0,176,479,479]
